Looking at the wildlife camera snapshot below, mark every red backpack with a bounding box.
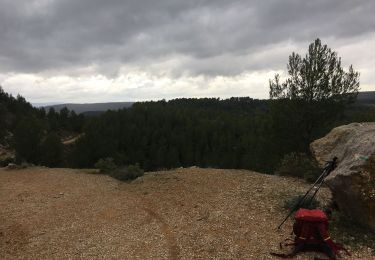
[271,208,350,260]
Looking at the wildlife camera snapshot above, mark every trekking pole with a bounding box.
[276,171,326,230]
[307,157,337,205]
[276,157,338,230]
[305,178,326,207]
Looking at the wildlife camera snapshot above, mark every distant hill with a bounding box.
[41,91,374,113]
[32,102,62,107]
[44,102,134,114]
[357,91,375,106]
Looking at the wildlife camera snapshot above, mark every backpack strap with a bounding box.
[325,240,351,257]
[317,222,330,241]
[297,222,311,242]
[270,241,305,258]
[316,223,351,257]
[279,238,295,249]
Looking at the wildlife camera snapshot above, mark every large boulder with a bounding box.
[310,122,375,231]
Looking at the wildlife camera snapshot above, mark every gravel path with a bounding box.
[0,167,373,259]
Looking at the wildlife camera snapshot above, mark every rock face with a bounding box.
[310,122,375,231]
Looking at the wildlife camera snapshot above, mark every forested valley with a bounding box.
[1,86,375,177]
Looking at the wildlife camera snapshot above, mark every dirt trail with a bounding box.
[142,205,180,260]
[0,167,373,259]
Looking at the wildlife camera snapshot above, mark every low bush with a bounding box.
[283,194,320,211]
[5,161,33,170]
[110,163,144,181]
[0,156,14,167]
[275,152,321,182]
[94,157,117,173]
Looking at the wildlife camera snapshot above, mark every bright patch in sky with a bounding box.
[1,70,282,103]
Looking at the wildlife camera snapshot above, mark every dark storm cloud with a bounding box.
[0,0,375,76]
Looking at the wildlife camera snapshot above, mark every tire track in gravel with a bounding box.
[118,186,180,260]
[140,205,179,260]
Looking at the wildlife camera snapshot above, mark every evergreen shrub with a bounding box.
[94,157,117,173]
[110,163,144,181]
[283,194,320,211]
[276,152,321,182]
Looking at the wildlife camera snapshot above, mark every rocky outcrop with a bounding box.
[310,122,375,231]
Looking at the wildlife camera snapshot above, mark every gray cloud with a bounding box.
[1,0,375,77]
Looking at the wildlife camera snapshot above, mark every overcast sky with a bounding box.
[0,0,374,103]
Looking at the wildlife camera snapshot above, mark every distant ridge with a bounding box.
[39,91,374,114]
[44,102,134,114]
[357,91,375,106]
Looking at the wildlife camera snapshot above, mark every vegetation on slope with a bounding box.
[1,87,375,175]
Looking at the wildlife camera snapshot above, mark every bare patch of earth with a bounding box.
[0,167,373,259]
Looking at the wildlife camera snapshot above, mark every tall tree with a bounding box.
[40,132,63,167]
[14,118,44,163]
[269,38,360,104]
[269,39,360,151]
[47,107,59,131]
